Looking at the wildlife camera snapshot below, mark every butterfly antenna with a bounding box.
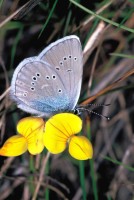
[86,103,111,108]
[78,107,110,121]
[88,109,110,120]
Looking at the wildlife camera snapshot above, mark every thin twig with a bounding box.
[0,87,10,101]
[32,152,50,200]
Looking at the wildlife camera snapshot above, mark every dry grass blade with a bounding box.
[83,21,105,64]
[0,1,35,28]
[13,0,42,19]
[81,68,134,105]
[32,152,50,200]
[0,87,10,101]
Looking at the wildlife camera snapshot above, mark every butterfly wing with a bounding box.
[38,35,83,110]
[11,58,72,116]
[10,35,83,116]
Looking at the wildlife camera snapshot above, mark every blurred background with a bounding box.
[0,0,134,199]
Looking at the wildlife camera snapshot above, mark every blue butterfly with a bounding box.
[10,35,83,117]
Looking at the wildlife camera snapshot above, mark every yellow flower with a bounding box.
[69,136,93,160]
[43,113,93,160]
[0,113,93,160]
[0,117,45,156]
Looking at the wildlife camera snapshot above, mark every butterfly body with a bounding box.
[10,35,83,117]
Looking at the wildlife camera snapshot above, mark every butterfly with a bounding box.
[10,35,83,117]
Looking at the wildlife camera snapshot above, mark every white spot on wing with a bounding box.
[41,84,49,89]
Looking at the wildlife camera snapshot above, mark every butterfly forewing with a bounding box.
[38,35,83,110]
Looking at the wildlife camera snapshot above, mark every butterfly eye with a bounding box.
[68,55,72,59]
[32,76,37,81]
[74,57,77,61]
[63,57,67,61]
[31,82,35,85]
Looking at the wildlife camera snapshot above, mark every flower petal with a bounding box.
[27,127,45,155]
[44,113,82,154]
[69,136,93,160]
[0,135,27,156]
[45,113,82,138]
[17,117,45,138]
[17,117,45,155]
